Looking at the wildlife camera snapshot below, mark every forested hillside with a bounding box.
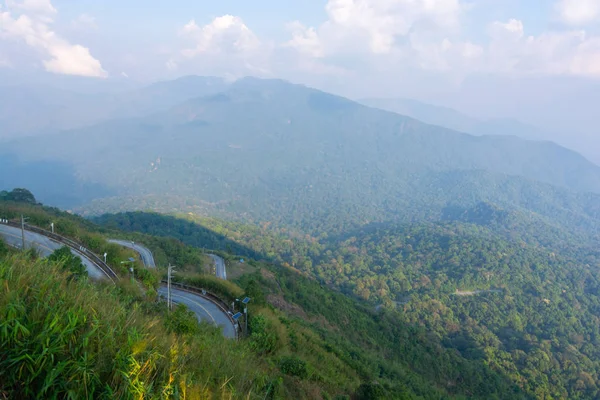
[1,193,538,399]
[4,76,600,399]
[3,78,600,235]
[97,206,600,399]
[359,98,550,143]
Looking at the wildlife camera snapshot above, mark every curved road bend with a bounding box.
[108,239,156,267]
[0,224,107,280]
[157,286,236,338]
[109,240,227,281]
[108,239,235,338]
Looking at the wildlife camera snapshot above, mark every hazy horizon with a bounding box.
[2,0,600,161]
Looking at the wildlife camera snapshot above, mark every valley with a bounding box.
[2,76,600,399]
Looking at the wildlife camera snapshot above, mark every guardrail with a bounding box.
[1,219,240,338]
[0,219,119,283]
[161,280,238,329]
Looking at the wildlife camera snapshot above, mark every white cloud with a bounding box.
[409,34,483,71]
[180,15,260,57]
[328,0,462,53]
[283,0,479,78]
[0,0,106,77]
[556,0,600,25]
[287,0,464,57]
[282,1,600,81]
[284,21,324,58]
[171,15,272,78]
[486,19,600,77]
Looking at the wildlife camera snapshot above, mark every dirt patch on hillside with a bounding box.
[267,294,308,319]
[266,294,337,331]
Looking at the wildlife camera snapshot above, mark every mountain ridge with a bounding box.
[2,76,600,235]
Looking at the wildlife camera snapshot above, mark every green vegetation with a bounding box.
[48,246,88,281]
[0,253,274,399]
[171,272,244,304]
[5,78,600,238]
[0,188,37,204]
[98,206,600,399]
[1,191,546,399]
[5,77,600,399]
[0,235,362,398]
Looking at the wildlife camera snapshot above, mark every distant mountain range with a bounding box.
[359,97,551,142]
[0,76,228,139]
[2,76,600,233]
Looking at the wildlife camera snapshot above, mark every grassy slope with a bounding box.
[0,202,370,399]
[0,252,272,399]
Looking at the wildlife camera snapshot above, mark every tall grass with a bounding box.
[0,253,273,399]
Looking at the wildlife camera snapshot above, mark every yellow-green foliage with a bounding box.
[173,272,245,303]
[0,253,278,399]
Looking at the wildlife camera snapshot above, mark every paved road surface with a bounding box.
[0,227,235,337]
[209,254,227,280]
[0,224,106,280]
[109,239,236,338]
[108,239,156,267]
[157,286,236,338]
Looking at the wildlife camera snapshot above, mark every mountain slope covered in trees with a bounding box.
[3,77,600,235]
[1,192,539,399]
[96,205,600,399]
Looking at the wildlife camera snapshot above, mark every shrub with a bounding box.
[173,272,244,303]
[48,246,88,281]
[165,303,201,335]
[279,356,308,379]
[249,314,279,354]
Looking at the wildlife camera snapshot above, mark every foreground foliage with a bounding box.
[0,253,278,399]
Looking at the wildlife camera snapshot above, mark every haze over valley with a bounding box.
[3,0,600,398]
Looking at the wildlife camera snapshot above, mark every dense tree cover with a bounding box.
[0,188,37,204]
[240,261,527,399]
[98,207,600,399]
[0,191,539,399]
[6,79,600,239]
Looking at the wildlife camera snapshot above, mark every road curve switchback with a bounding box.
[108,239,236,338]
[0,223,106,280]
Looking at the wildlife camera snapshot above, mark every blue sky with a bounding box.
[3,0,600,85]
[1,0,600,156]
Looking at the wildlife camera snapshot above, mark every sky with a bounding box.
[1,0,600,157]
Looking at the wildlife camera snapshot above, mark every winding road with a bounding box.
[0,222,235,338]
[0,223,106,280]
[108,239,157,267]
[108,239,236,338]
[209,254,227,280]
